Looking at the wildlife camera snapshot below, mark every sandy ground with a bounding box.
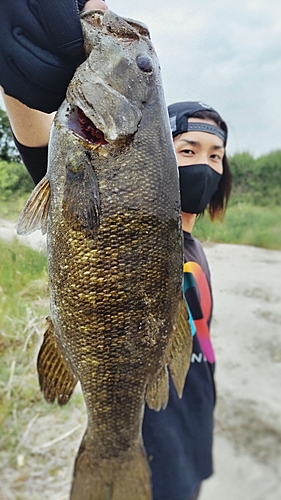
[1,219,281,500]
[201,242,281,500]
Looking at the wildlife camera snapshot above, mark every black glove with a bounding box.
[0,0,88,113]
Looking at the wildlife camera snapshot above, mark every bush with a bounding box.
[0,159,33,200]
[229,150,281,206]
[0,108,21,162]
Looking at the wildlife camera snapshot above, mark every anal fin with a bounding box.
[145,365,169,411]
[167,294,192,398]
[37,317,77,405]
[146,294,192,410]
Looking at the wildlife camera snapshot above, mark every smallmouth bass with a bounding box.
[17,10,192,500]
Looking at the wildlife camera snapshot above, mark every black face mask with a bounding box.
[179,163,222,214]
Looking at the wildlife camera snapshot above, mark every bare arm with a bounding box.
[1,88,55,147]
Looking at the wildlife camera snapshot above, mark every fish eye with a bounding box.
[136,55,154,73]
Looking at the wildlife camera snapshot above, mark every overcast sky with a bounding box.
[110,0,281,157]
[1,0,280,157]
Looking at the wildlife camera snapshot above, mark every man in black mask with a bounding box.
[169,100,230,221]
[142,101,232,500]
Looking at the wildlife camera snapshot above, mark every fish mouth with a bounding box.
[68,106,108,147]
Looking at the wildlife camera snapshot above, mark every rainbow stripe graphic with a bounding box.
[183,261,215,363]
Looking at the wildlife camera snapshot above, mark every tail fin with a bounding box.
[70,433,152,500]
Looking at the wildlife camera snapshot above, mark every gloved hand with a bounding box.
[0,0,88,113]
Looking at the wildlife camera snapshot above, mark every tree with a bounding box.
[0,108,20,162]
[229,150,281,206]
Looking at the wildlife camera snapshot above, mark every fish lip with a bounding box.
[67,105,108,147]
[80,10,104,26]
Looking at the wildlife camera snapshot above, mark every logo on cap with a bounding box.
[169,115,177,133]
[198,102,212,109]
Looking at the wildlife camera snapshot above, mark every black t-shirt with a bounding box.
[142,231,216,500]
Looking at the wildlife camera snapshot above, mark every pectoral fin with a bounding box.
[63,162,100,237]
[16,176,50,235]
[37,317,77,406]
[167,294,192,398]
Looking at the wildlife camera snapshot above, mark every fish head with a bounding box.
[64,10,161,144]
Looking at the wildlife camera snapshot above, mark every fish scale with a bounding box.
[16,9,192,500]
[50,215,170,440]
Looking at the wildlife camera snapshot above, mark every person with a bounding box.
[142,101,232,500]
[1,3,232,499]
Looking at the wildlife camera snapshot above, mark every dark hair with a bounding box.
[190,109,232,221]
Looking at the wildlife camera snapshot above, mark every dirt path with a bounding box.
[201,243,281,500]
[0,218,46,252]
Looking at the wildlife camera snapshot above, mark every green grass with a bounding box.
[0,237,88,499]
[0,239,85,483]
[0,193,30,220]
[0,239,48,343]
[0,239,47,294]
[194,204,281,250]
[0,241,47,447]
[0,159,33,219]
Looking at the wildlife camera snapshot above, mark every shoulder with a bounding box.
[183,231,211,281]
[183,231,206,260]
